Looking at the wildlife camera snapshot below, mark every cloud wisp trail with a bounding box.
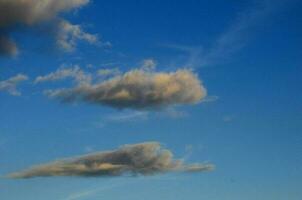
[165,0,291,69]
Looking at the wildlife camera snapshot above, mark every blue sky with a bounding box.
[0,0,302,199]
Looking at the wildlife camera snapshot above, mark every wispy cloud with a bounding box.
[65,189,97,200]
[62,180,131,200]
[199,1,278,67]
[161,107,188,119]
[201,95,219,103]
[0,74,28,96]
[223,115,234,122]
[34,65,91,85]
[141,58,157,71]
[96,107,189,128]
[63,182,126,200]
[165,0,288,68]
[105,111,149,122]
[9,142,215,179]
[97,68,121,78]
[55,20,99,52]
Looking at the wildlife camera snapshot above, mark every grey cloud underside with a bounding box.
[9,142,215,179]
[46,69,207,109]
[0,0,93,55]
[0,0,89,26]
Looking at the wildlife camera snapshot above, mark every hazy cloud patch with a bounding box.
[8,142,215,179]
[163,1,289,69]
[141,59,156,71]
[0,74,28,96]
[34,65,91,85]
[201,95,219,103]
[97,68,121,78]
[105,111,149,122]
[56,20,98,52]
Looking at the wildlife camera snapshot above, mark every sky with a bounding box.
[0,0,302,199]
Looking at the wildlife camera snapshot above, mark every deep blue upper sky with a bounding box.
[0,0,301,199]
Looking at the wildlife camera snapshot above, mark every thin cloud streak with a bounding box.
[34,65,91,85]
[105,111,149,122]
[165,0,289,68]
[63,182,126,200]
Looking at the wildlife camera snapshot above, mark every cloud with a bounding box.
[162,107,188,119]
[105,111,149,122]
[164,1,289,69]
[45,68,207,110]
[223,115,233,122]
[97,68,121,78]
[56,20,98,52]
[0,74,28,96]
[8,142,215,179]
[0,0,98,56]
[141,59,157,71]
[198,1,272,67]
[201,95,219,103]
[64,182,126,200]
[34,65,91,85]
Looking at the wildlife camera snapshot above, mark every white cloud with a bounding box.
[56,20,98,52]
[97,68,121,78]
[0,74,28,96]
[105,111,149,122]
[141,59,156,71]
[201,95,219,103]
[35,65,91,85]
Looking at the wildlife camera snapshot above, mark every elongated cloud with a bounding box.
[0,74,28,96]
[0,0,97,55]
[45,69,206,110]
[35,65,91,85]
[9,142,215,179]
